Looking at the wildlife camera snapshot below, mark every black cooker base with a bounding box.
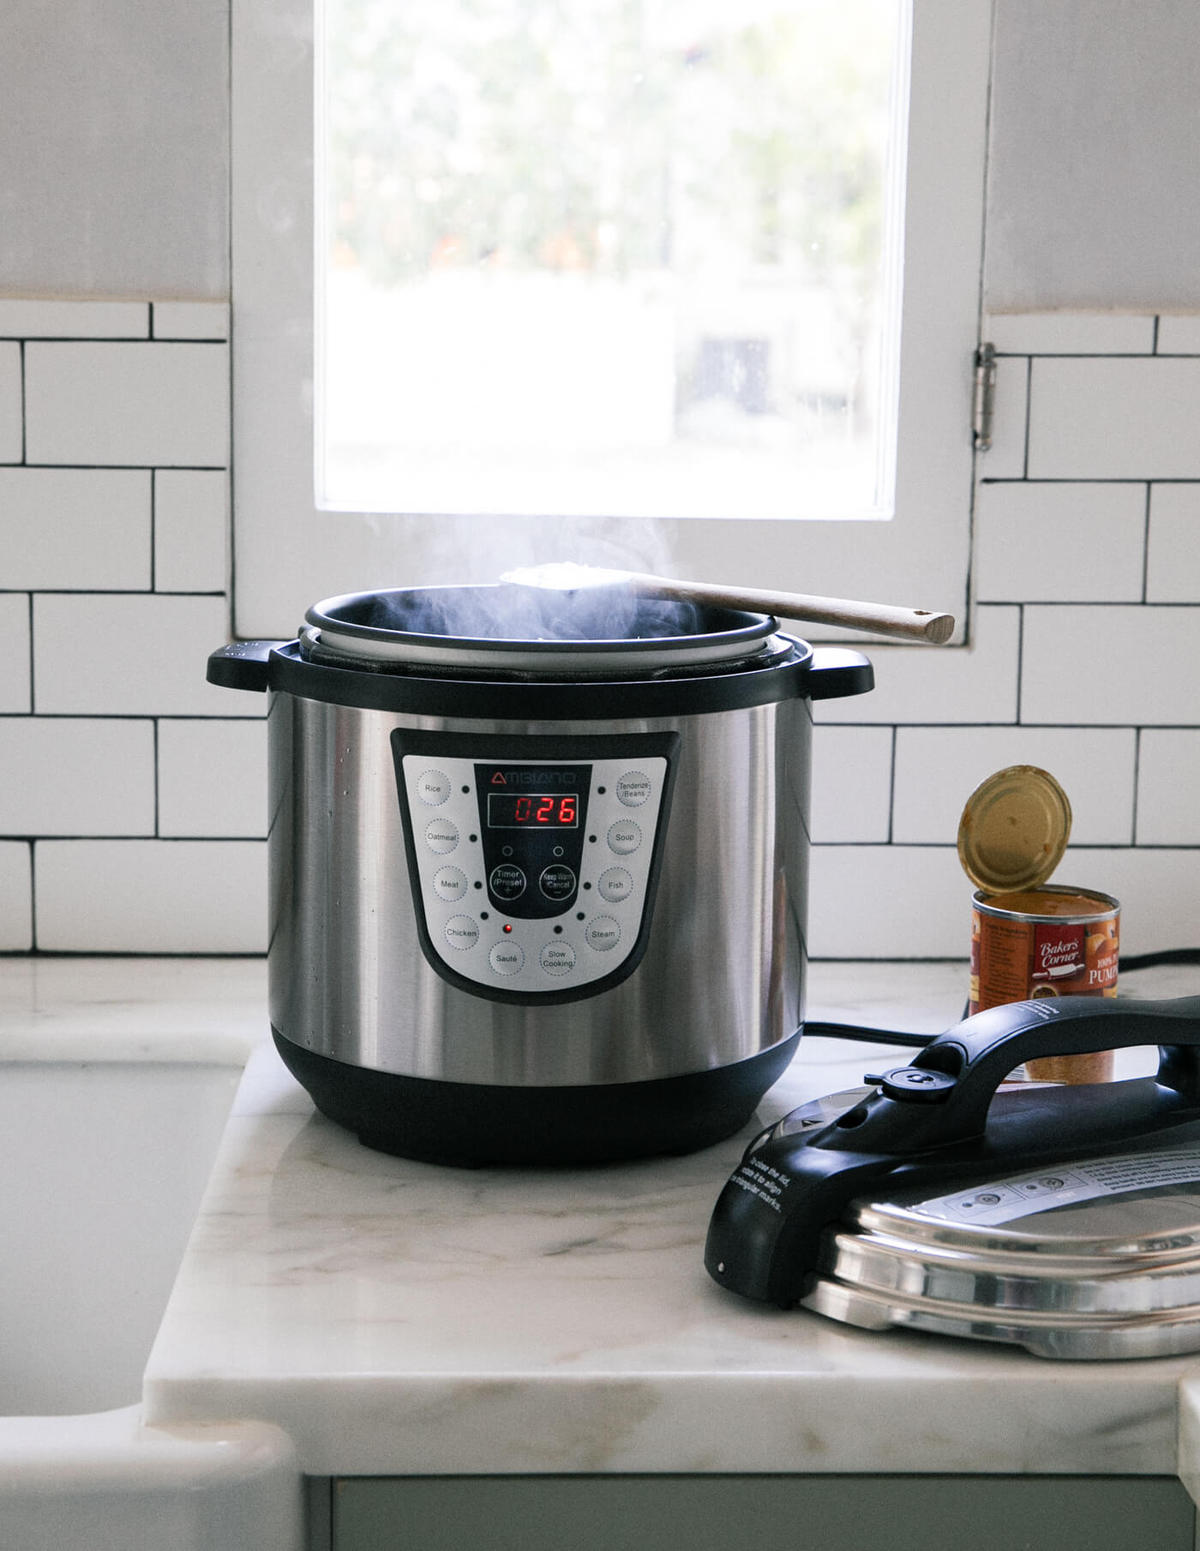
[271,1028,802,1167]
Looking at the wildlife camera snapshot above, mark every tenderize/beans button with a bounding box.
[616,771,651,807]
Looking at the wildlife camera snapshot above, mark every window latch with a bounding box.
[972,342,996,451]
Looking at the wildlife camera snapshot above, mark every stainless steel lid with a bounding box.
[800,1087,1200,1360]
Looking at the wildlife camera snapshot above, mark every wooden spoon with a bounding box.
[500,563,955,645]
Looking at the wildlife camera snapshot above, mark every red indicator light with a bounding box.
[503,923,513,934]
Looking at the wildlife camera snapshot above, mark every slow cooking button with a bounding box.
[539,941,577,976]
[424,817,459,855]
[598,867,634,904]
[416,769,452,806]
[433,866,468,902]
[539,864,576,901]
[606,819,641,855]
[490,863,527,900]
[444,915,480,951]
[616,771,651,807]
[584,916,620,951]
[489,941,525,976]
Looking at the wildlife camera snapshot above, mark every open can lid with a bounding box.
[957,764,1072,892]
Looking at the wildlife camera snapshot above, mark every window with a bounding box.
[231,0,991,637]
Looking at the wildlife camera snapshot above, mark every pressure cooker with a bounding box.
[208,583,873,1166]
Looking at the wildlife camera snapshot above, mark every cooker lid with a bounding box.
[802,1084,1200,1360]
[302,585,783,675]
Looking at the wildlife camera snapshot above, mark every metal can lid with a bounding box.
[957,764,1072,892]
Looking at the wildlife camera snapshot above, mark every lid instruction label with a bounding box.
[911,1147,1200,1227]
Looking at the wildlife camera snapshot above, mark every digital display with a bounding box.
[487,792,579,829]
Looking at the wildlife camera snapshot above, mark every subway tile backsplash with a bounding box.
[1,301,1198,958]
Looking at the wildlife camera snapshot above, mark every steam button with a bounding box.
[425,817,459,854]
[607,819,642,855]
[490,863,527,901]
[598,867,634,904]
[585,916,620,951]
[416,769,452,806]
[616,771,651,807]
[489,941,525,976]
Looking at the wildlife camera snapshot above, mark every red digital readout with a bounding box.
[487,793,578,828]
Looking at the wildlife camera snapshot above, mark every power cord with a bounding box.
[804,948,1200,1049]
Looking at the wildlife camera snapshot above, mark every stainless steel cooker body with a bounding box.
[208,587,873,1163]
[268,690,810,1089]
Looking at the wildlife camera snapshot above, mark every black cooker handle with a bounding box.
[805,646,874,701]
[206,640,287,693]
[706,995,1200,1306]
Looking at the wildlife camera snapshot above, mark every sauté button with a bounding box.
[489,941,525,976]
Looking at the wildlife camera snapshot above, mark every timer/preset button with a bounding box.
[584,916,620,951]
[539,941,577,976]
[539,864,576,901]
[597,867,634,904]
[606,818,642,856]
[433,866,468,902]
[616,771,652,807]
[489,863,527,900]
[444,915,480,951]
[424,817,459,854]
[489,941,525,976]
[416,769,452,806]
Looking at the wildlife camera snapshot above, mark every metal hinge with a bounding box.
[972,341,996,451]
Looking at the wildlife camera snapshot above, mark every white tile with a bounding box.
[24,342,229,467]
[36,840,267,953]
[33,594,259,717]
[892,727,1136,845]
[1137,730,1200,844]
[986,312,1155,355]
[1028,358,1200,479]
[810,727,892,843]
[1156,316,1200,355]
[0,468,151,589]
[0,299,149,339]
[151,302,229,341]
[1060,847,1200,960]
[814,606,1020,726]
[0,843,32,950]
[0,596,31,712]
[807,845,968,958]
[0,719,154,835]
[974,481,1146,602]
[0,341,20,463]
[1146,484,1200,603]
[158,720,267,838]
[1022,605,1200,725]
[976,353,1028,479]
[155,470,228,592]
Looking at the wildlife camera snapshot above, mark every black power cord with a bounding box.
[804,948,1200,1049]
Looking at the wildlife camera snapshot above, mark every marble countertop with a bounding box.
[8,956,1200,1483]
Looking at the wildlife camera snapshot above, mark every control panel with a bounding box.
[392,731,678,1002]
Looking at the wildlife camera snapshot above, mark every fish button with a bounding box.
[433,866,468,902]
[416,769,451,805]
[489,863,527,900]
[539,941,577,976]
[539,864,576,901]
[598,866,634,904]
[607,819,641,855]
[489,941,525,976]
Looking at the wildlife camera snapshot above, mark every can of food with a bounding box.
[958,766,1120,1083]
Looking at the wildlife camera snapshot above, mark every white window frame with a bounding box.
[230,0,992,640]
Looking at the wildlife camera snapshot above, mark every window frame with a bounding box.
[230,0,992,640]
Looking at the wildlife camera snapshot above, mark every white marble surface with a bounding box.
[4,956,1199,1484]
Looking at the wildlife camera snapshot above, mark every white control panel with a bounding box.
[397,744,672,998]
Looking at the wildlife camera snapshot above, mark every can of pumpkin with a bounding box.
[959,766,1120,1083]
